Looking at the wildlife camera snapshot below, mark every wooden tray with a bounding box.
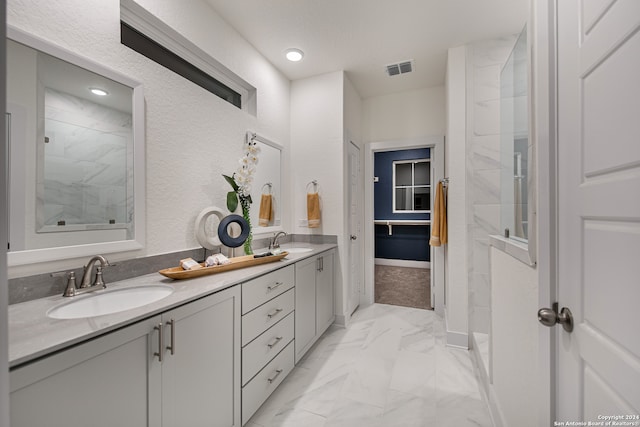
[158,252,289,280]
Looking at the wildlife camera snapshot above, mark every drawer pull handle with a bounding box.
[267,281,284,292]
[166,319,175,355]
[267,336,284,349]
[267,369,283,384]
[267,308,283,319]
[154,323,164,362]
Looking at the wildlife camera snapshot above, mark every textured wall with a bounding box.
[7,0,291,277]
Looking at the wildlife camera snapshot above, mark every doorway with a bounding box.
[363,136,445,315]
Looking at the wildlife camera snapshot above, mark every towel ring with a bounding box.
[262,182,272,195]
[306,180,318,193]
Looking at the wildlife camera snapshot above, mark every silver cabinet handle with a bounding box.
[267,308,283,319]
[166,319,176,355]
[267,336,283,349]
[154,323,164,362]
[267,282,284,292]
[267,369,283,384]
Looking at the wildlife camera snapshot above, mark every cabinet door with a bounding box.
[161,285,241,427]
[294,256,317,362]
[10,316,162,427]
[316,251,335,335]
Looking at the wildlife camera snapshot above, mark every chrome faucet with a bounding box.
[269,231,287,251]
[54,255,110,297]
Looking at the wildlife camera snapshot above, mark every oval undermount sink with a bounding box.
[284,247,313,254]
[47,285,174,319]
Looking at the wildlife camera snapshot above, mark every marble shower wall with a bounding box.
[41,88,133,228]
[466,36,518,335]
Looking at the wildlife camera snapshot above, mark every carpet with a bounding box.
[374,265,431,310]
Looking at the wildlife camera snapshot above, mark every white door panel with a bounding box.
[557,0,640,420]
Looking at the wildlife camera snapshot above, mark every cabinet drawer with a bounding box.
[242,289,294,346]
[242,312,294,386]
[242,266,294,314]
[242,341,294,424]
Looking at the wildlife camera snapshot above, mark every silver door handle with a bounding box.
[350,235,357,240]
[538,303,573,332]
[154,323,164,362]
[267,308,283,319]
[267,336,283,349]
[166,319,176,355]
[267,369,283,384]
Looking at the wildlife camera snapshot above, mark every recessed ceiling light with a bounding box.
[285,48,304,62]
[90,88,108,96]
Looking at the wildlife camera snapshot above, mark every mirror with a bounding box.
[6,26,145,265]
[500,25,529,242]
[247,132,282,235]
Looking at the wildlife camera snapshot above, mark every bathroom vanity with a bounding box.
[8,244,336,427]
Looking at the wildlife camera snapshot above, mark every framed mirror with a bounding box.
[6,26,145,265]
[246,132,282,236]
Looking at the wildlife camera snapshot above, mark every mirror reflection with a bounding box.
[248,135,282,232]
[500,25,529,241]
[6,28,144,264]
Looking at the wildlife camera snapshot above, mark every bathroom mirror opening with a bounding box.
[247,132,282,237]
[500,25,529,243]
[6,26,145,266]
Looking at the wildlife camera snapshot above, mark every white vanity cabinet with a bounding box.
[294,250,335,362]
[160,285,241,427]
[9,285,241,427]
[240,266,295,424]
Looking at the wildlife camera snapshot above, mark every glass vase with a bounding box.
[241,199,253,255]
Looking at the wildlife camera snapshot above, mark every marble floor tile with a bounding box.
[247,303,493,427]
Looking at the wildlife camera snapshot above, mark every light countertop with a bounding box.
[9,243,336,368]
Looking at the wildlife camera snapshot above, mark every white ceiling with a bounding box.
[205,0,528,99]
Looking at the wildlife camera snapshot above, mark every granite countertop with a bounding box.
[9,243,336,368]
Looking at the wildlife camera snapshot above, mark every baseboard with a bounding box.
[334,313,346,327]
[375,258,430,269]
[446,330,469,349]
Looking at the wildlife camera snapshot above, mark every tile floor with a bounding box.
[246,303,494,427]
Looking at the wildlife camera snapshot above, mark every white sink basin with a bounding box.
[47,285,174,319]
[284,247,313,254]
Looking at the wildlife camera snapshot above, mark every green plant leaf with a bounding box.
[226,191,238,212]
[222,174,239,191]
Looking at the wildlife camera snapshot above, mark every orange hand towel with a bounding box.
[258,194,273,227]
[307,192,321,228]
[429,181,448,246]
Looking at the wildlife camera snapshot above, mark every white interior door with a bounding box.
[348,142,361,316]
[557,0,640,420]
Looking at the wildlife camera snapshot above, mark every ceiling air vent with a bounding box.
[385,60,414,77]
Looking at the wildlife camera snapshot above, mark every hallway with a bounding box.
[247,304,492,427]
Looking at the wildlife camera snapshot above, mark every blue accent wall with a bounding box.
[374,148,431,262]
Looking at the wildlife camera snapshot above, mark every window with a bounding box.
[119,0,257,114]
[393,159,431,213]
[121,23,242,108]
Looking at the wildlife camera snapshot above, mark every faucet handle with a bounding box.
[50,271,77,297]
[93,266,106,289]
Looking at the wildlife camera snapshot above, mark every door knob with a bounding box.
[538,302,573,332]
[350,235,357,240]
